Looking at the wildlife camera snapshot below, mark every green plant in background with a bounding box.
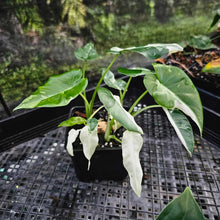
[186,8,220,51]
[61,0,87,27]
[14,43,203,198]
[0,58,11,101]
[0,58,54,102]
[7,0,44,32]
[209,9,220,30]
[156,187,206,220]
[188,35,217,50]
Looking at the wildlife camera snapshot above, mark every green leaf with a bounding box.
[109,43,183,59]
[188,35,216,50]
[97,87,143,134]
[118,67,152,77]
[58,116,87,127]
[74,43,99,61]
[131,46,169,59]
[202,58,220,74]
[66,129,80,156]
[103,69,127,90]
[209,9,220,29]
[88,118,98,131]
[156,187,206,220]
[14,69,88,110]
[144,64,203,135]
[79,124,98,170]
[122,130,143,197]
[163,108,194,156]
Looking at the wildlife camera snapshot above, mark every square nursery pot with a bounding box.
[65,106,128,181]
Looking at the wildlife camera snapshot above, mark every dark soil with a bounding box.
[66,107,125,150]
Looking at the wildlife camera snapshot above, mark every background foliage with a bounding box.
[0,0,219,115]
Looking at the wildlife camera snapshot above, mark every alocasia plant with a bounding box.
[14,42,203,197]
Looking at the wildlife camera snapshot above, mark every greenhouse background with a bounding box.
[0,0,219,119]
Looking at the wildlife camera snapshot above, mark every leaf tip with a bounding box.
[87,160,91,171]
[13,103,23,111]
[139,127,144,135]
[136,189,142,197]
[57,123,63,127]
[13,106,19,111]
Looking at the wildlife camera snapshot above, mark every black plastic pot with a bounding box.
[72,145,127,181]
[65,106,128,181]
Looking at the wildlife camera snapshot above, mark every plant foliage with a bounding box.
[188,35,216,50]
[14,43,203,199]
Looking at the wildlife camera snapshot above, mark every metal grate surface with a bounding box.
[0,105,220,220]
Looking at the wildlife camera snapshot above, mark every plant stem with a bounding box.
[89,54,119,115]
[88,105,104,120]
[132,105,161,117]
[104,114,114,141]
[210,34,220,41]
[79,93,90,118]
[82,60,87,79]
[82,60,89,117]
[119,90,123,104]
[128,90,148,113]
[108,135,122,144]
[120,76,132,104]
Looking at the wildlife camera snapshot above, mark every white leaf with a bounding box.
[66,128,80,156]
[122,130,143,197]
[80,125,99,170]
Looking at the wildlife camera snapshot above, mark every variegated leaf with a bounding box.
[79,125,99,170]
[144,64,203,135]
[163,108,194,156]
[122,130,143,197]
[98,87,143,134]
[66,129,80,156]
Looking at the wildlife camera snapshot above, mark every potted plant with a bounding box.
[14,43,203,197]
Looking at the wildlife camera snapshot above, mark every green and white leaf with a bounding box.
[122,130,143,197]
[109,43,183,59]
[87,118,98,131]
[103,69,127,91]
[80,124,98,170]
[156,187,206,220]
[14,69,88,110]
[118,67,152,77]
[58,116,87,127]
[144,64,203,135]
[188,35,216,50]
[74,43,99,61]
[163,108,194,156]
[66,128,80,156]
[98,87,143,134]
